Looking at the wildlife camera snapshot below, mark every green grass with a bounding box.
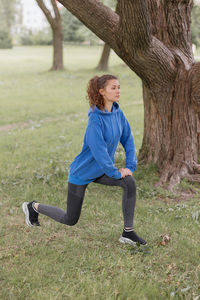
[0,45,199,300]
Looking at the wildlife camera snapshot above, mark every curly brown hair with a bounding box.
[87,74,118,110]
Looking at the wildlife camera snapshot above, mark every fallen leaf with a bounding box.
[159,233,171,246]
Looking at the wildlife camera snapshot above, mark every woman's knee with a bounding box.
[62,215,79,226]
[123,175,135,185]
[122,176,136,193]
[66,219,79,226]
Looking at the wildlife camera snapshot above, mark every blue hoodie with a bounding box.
[68,102,137,185]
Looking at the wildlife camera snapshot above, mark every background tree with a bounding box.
[35,0,64,70]
[96,0,116,71]
[0,0,17,48]
[96,43,111,71]
[57,0,200,189]
[20,27,52,46]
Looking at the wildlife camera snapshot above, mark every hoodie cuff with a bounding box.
[126,164,137,172]
[114,171,122,179]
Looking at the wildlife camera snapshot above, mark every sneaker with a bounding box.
[22,202,40,227]
[119,230,147,246]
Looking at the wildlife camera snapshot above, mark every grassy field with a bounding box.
[0,45,199,300]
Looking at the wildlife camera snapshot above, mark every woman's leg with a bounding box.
[22,182,88,226]
[94,174,136,229]
[94,174,146,245]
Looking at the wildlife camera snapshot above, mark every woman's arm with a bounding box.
[120,114,137,172]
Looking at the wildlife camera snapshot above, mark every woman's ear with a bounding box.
[99,88,104,96]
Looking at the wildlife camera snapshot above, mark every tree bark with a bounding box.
[57,0,200,188]
[96,43,111,71]
[139,68,200,189]
[36,0,64,70]
[137,0,200,188]
[51,27,63,70]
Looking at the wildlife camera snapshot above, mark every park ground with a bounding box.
[0,45,199,299]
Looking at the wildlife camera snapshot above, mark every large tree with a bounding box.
[57,0,200,189]
[36,0,64,70]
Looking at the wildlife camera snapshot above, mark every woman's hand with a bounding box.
[119,168,132,178]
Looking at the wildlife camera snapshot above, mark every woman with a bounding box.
[22,74,146,246]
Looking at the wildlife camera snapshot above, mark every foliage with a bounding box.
[0,0,19,48]
[61,8,84,43]
[191,4,200,47]
[20,28,52,46]
[0,30,12,49]
[0,46,199,299]
[0,0,17,31]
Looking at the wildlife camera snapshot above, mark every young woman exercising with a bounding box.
[22,74,146,246]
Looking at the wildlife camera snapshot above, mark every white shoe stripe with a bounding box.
[22,202,33,227]
[119,236,137,246]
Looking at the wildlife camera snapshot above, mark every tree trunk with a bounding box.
[139,67,200,189]
[57,0,200,187]
[137,1,200,188]
[96,43,111,71]
[36,0,64,71]
[51,27,64,71]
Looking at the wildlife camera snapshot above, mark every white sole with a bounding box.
[22,202,33,227]
[119,236,137,246]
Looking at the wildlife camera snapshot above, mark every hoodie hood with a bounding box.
[88,102,119,116]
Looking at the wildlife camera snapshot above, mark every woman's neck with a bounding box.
[104,102,113,112]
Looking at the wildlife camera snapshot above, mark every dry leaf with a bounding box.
[160,233,171,246]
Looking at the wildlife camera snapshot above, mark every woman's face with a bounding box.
[99,79,120,103]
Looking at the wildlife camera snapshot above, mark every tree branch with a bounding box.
[57,0,119,50]
[51,0,60,21]
[145,1,193,61]
[146,0,171,46]
[163,0,194,63]
[57,0,177,87]
[115,0,177,87]
[35,0,55,28]
[117,1,177,88]
[117,0,152,51]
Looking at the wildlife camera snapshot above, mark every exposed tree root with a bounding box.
[193,161,200,174]
[156,161,200,191]
[184,174,200,183]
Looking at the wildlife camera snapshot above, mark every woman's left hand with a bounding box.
[119,168,132,177]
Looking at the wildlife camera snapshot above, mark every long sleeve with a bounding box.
[86,121,121,179]
[120,116,137,172]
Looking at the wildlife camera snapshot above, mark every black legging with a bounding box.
[38,174,136,228]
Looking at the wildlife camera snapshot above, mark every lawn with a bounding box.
[0,45,199,300]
